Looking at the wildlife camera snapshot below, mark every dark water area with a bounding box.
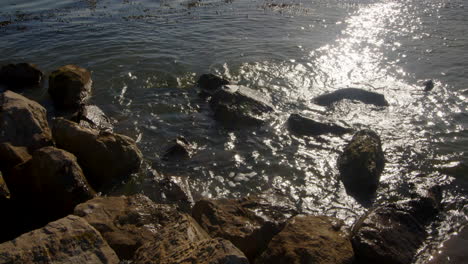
[1,0,467,262]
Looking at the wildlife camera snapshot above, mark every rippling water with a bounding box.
[1,0,467,262]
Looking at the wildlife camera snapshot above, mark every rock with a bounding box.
[351,204,426,264]
[287,113,353,136]
[74,195,181,260]
[0,142,31,173]
[134,238,248,264]
[397,184,442,226]
[426,225,468,264]
[0,171,9,201]
[0,91,53,151]
[256,215,354,264]
[53,118,143,190]
[423,80,434,91]
[313,88,389,107]
[163,136,196,161]
[48,65,92,111]
[0,215,120,264]
[192,196,293,262]
[197,73,230,96]
[0,63,43,89]
[74,104,113,131]
[337,130,385,203]
[152,176,194,212]
[209,84,274,127]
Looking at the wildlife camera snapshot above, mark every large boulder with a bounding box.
[0,215,120,264]
[74,195,182,260]
[288,113,352,136]
[0,63,43,89]
[313,88,389,107]
[48,65,92,111]
[209,84,275,127]
[337,130,385,203]
[53,118,143,190]
[351,204,426,264]
[197,73,230,96]
[0,142,31,173]
[256,215,354,264]
[0,91,53,151]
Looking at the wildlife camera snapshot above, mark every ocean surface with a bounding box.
[1,0,467,262]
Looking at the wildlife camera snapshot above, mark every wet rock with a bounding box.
[313,88,389,107]
[152,176,194,212]
[0,91,53,151]
[427,225,468,264]
[0,63,43,89]
[197,73,230,96]
[0,215,120,264]
[48,64,92,111]
[76,104,113,131]
[287,113,353,136]
[0,171,9,201]
[256,215,354,264]
[74,194,182,260]
[135,238,248,264]
[423,79,434,91]
[397,184,442,226]
[209,84,275,127]
[192,196,294,262]
[53,118,143,190]
[0,142,31,173]
[163,136,196,161]
[351,204,426,264]
[337,130,385,203]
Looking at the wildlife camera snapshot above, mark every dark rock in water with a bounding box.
[153,176,194,212]
[53,118,143,190]
[197,73,230,96]
[338,130,385,203]
[397,183,442,226]
[426,225,468,264]
[77,104,113,131]
[0,91,53,151]
[351,204,427,264]
[0,142,31,173]
[0,171,9,201]
[256,215,354,264]
[423,79,434,91]
[287,113,353,136]
[74,194,182,260]
[210,84,275,127]
[0,63,43,89]
[163,136,195,160]
[0,215,120,264]
[313,88,389,107]
[48,64,92,111]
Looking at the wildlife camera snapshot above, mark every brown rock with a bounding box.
[53,118,143,190]
[74,195,182,260]
[152,176,194,212]
[0,215,120,264]
[0,91,53,151]
[0,63,43,89]
[256,215,354,264]
[48,64,92,110]
[0,171,9,200]
[0,142,31,173]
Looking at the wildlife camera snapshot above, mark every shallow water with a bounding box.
[1,0,467,262]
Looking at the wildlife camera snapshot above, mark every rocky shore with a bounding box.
[0,63,447,263]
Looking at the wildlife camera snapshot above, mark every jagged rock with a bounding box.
[48,65,92,111]
[163,136,196,161]
[0,63,43,89]
[427,225,468,264]
[287,113,352,136]
[256,215,354,264]
[0,91,53,150]
[192,196,294,262]
[0,171,9,201]
[74,195,181,260]
[209,84,275,127]
[351,204,426,264]
[53,118,143,190]
[134,238,248,264]
[0,215,120,264]
[152,176,194,212]
[197,73,230,96]
[337,130,385,203]
[423,80,434,91]
[313,88,389,107]
[0,142,31,173]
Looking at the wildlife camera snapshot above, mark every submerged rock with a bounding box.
[256,215,354,264]
[0,215,120,264]
[53,118,143,190]
[48,64,92,111]
[337,130,385,203]
[0,63,43,89]
[0,142,31,173]
[0,91,53,151]
[313,88,389,107]
[197,73,230,96]
[287,113,352,136]
[162,136,196,161]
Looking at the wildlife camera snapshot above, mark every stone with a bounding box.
[0,142,31,173]
[53,118,143,190]
[197,73,230,96]
[153,176,194,212]
[0,91,53,151]
[0,171,9,201]
[337,130,385,203]
[396,183,442,226]
[426,225,468,264]
[73,104,113,131]
[313,88,389,107]
[351,204,426,264]
[0,63,43,89]
[287,113,353,136]
[423,80,434,91]
[209,84,275,127]
[162,136,196,161]
[256,215,354,264]
[74,195,181,260]
[0,215,120,264]
[48,65,92,111]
